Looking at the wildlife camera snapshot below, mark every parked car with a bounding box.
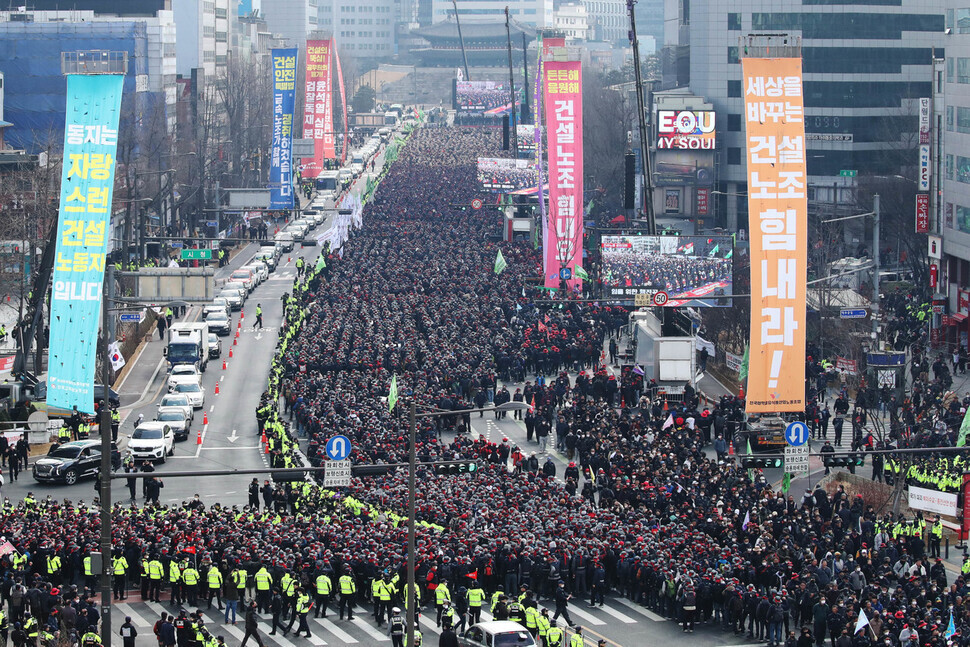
[205,310,231,336]
[229,269,255,292]
[460,622,536,647]
[275,231,294,252]
[174,382,205,409]
[243,262,268,284]
[207,333,222,359]
[158,393,193,422]
[167,364,202,392]
[203,298,231,319]
[32,440,102,485]
[156,408,191,441]
[127,422,174,463]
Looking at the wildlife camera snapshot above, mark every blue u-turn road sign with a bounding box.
[325,435,352,461]
[784,421,809,447]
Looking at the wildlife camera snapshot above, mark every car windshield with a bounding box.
[232,271,249,280]
[173,366,196,375]
[495,633,535,646]
[162,396,188,407]
[48,446,81,459]
[208,334,218,344]
[206,313,227,322]
[176,383,201,393]
[158,412,184,421]
[132,428,163,440]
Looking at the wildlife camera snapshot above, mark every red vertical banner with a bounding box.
[742,58,807,413]
[962,474,970,540]
[696,188,709,215]
[303,39,334,179]
[542,60,583,292]
[915,193,929,233]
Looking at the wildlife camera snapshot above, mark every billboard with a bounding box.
[919,143,930,191]
[656,110,716,149]
[600,235,733,307]
[742,57,808,413]
[456,80,520,116]
[270,48,297,209]
[516,124,536,154]
[655,161,714,187]
[916,193,930,233]
[302,39,334,178]
[478,157,538,193]
[48,74,124,413]
[543,60,583,292]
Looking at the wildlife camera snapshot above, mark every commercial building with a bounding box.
[663,0,944,231]
[0,7,177,150]
[318,0,398,57]
[554,3,589,42]
[585,0,626,43]
[426,0,552,28]
[172,0,231,82]
[261,0,319,47]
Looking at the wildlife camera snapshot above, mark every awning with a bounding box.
[949,313,967,324]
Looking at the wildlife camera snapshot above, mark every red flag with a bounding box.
[467,571,478,580]
[537,321,547,333]
[529,395,536,411]
[184,546,196,554]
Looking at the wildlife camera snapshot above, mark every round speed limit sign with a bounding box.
[653,291,669,306]
[471,198,484,210]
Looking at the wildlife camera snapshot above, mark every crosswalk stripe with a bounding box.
[612,597,665,622]
[143,600,169,619]
[114,602,152,627]
[314,617,359,643]
[564,604,606,626]
[307,633,328,646]
[418,614,442,634]
[598,603,637,624]
[267,629,300,647]
[350,616,392,642]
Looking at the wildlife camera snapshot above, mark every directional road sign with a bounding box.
[784,445,809,476]
[170,241,184,248]
[323,461,352,487]
[785,421,809,447]
[119,313,142,322]
[181,249,212,261]
[206,220,218,228]
[325,434,352,461]
[839,309,867,319]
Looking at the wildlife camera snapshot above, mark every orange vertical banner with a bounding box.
[742,57,807,412]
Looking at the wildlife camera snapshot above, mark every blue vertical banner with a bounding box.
[270,48,298,210]
[48,74,124,413]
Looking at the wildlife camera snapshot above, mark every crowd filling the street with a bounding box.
[2,124,970,647]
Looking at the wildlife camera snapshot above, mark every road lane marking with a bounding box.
[314,617,358,643]
[612,596,665,621]
[564,604,606,625]
[598,603,637,624]
[350,616,391,642]
[114,602,152,626]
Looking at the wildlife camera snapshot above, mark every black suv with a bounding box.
[33,440,102,485]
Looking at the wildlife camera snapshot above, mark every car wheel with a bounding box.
[64,469,78,485]
[160,453,167,464]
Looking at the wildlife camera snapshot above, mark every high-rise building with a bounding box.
[261,0,318,48]
[428,0,552,28]
[664,0,944,230]
[554,3,589,42]
[584,0,626,43]
[319,0,398,57]
[172,0,231,82]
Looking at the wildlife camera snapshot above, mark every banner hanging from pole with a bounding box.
[270,48,297,209]
[542,59,583,292]
[741,57,807,412]
[303,39,334,178]
[48,74,125,413]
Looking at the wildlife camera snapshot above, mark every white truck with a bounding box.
[164,322,210,373]
[631,310,696,392]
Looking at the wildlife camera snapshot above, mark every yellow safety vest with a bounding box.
[255,569,272,590]
[316,574,332,595]
[339,574,356,595]
[112,557,128,575]
[183,568,199,586]
[207,567,223,589]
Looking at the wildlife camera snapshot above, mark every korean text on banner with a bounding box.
[303,39,334,178]
[742,58,807,412]
[270,48,298,209]
[543,60,583,292]
[48,74,124,413]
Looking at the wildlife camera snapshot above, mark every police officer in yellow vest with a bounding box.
[45,553,61,585]
[570,625,585,647]
[148,555,164,603]
[930,515,944,558]
[467,583,485,624]
[82,553,96,591]
[536,608,552,645]
[206,564,224,610]
[23,612,38,645]
[373,574,393,626]
[314,571,332,618]
[183,563,200,607]
[524,604,540,637]
[57,424,72,444]
[81,629,102,646]
[546,623,564,647]
[170,558,184,607]
[280,571,297,620]
[285,587,313,638]
[338,568,357,620]
[434,581,451,627]
[254,565,273,613]
[112,551,129,600]
[404,628,422,647]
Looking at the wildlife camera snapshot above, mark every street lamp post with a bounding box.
[404,400,529,647]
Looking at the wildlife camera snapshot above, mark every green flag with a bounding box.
[388,375,398,412]
[739,344,750,381]
[315,255,326,272]
[494,249,508,274]
[781,472,791,494]
[746,438,754,481]
[708,244,720,257]
[958,407,970,447]
[574,265,589,281]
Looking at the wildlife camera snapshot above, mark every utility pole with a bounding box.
[505,7,519,158]
[452,0,471,82]
[406,401,417,647]
[626,0,655,234]
[521,33,530,126]
[873,193,881,339]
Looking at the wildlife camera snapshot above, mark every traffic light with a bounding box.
[740,456,783,469]
[433,461,479,475]
[822,454,865,467]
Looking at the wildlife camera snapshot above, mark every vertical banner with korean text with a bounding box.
[543,60,583,291]
[48,74,124,413]
[742,58,807,412]
[303,39,333,178]
[270,48,297,209]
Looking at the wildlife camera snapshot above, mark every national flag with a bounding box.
[708,244,720,257]
[388,375,398,412]
[958,407,970,447]
[739,344,749,381]
[633,365,644,376]
[742,510,750,530]
[108,342,126,371]
[854,609,870,635]
[945,612,956,639]
[662,414,674,430]
[494,249,508,274]
[574,265,589,281]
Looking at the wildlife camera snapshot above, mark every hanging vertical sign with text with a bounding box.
[303,39,334,178]
[542,59,583,292]
[742,57,807,412]
[270,48,297,209]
